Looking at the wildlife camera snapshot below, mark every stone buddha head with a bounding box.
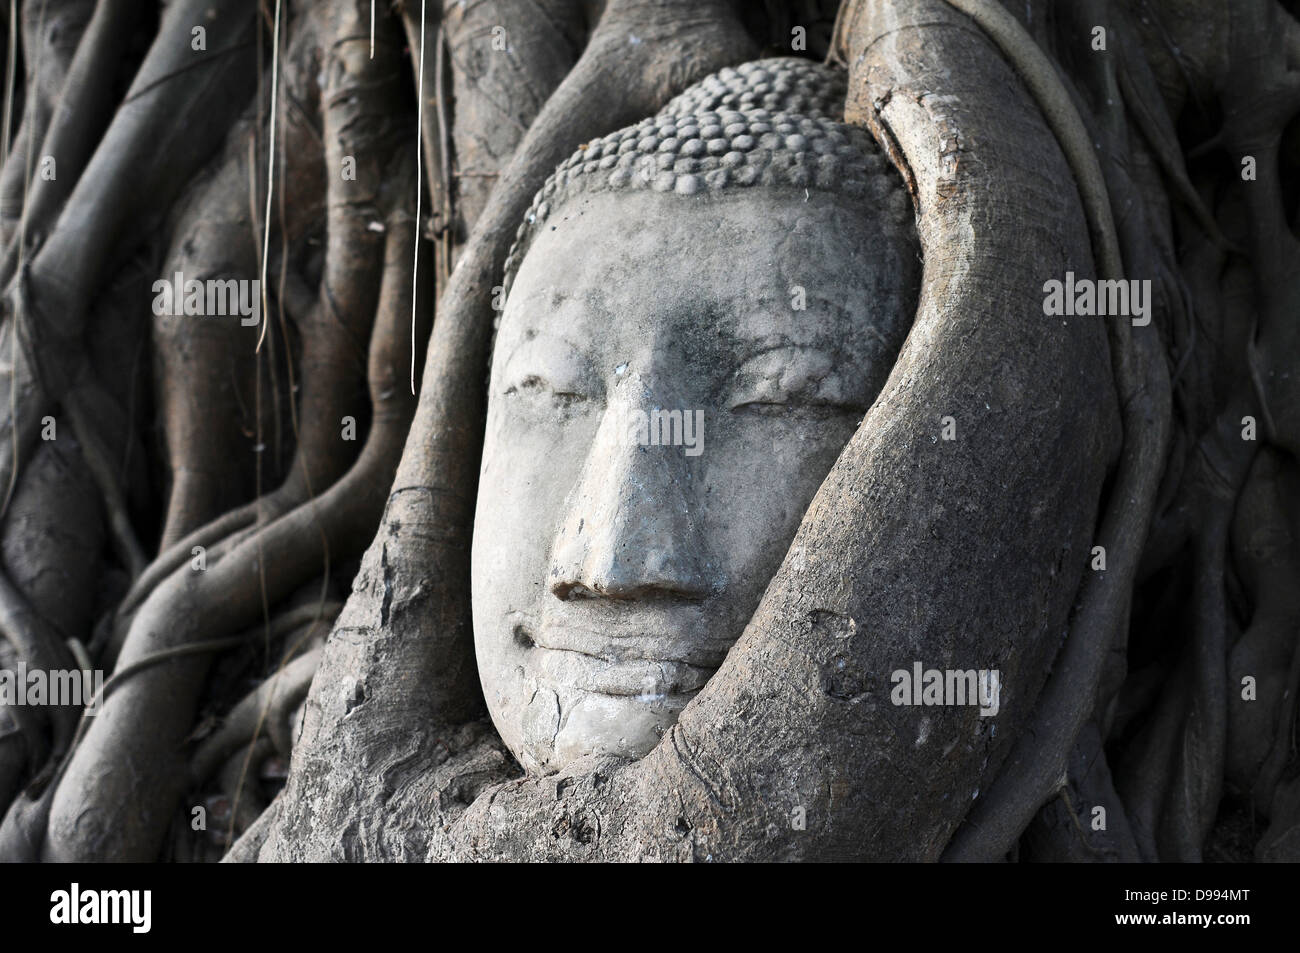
[471,58,919,774]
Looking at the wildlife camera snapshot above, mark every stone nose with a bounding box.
[548,388,716,602]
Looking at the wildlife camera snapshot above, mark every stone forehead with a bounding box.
[502,58,913,294]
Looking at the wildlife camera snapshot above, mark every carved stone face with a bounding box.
[472,186,913,773]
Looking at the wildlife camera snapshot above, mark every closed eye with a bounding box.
[730,397,861,420]
[726,346,868,420]
[504,374,589,409]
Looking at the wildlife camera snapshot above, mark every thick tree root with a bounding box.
[41,108,421,860]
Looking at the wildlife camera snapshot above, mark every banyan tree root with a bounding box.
[0,0,257,534]
[0,419,103,809]
[0,0,416,863]
[190,604,335,857]
[933,0,1173,862]
[40,94,423,864]
[109,0,400,657]
[0,0,143,286]
[190,639,326,788]
[0,0,96,252]
[0,0,259,845]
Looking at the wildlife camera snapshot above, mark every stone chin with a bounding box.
[514,675,694,774]
[475,607,722,773]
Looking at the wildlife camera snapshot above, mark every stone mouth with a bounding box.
[506,607,731,698]
[531,645,715,698]
[510,606,732,667]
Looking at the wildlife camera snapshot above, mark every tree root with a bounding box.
[938,0,1171,861]
[190,638,327,785]
[40,102,422,859]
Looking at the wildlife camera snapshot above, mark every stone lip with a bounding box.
[512,604,734,673]
[534,646,715,698]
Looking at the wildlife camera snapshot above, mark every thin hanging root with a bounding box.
[254,0,281,359]
[215,736,273,847]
